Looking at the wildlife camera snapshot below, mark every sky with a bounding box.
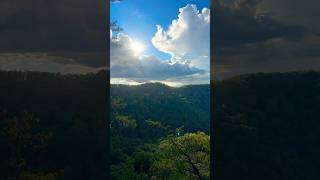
[0,0,108,74]
[110,0,211,86]
[0,0,320,83]
[213,0,320,79]
[111,0,210,60]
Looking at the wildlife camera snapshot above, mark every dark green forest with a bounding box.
[110,83,210,179]
[1,70,320,179]
[0,70,210,180]
[0,70,109,180]
[214,71,320,180]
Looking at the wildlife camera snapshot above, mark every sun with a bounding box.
[130,41,145,56]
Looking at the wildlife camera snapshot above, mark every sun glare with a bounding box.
[130,41,145,56]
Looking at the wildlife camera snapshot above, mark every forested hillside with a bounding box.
[111,83,210,132]
[214,71,320,180]
[0,70,210,180]
[0,70,109,179]
[1,70,320,180]
[110,83,210,179]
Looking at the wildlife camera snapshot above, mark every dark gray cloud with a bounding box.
[0,0,107,52]
[258,0,320,29]
[214,0,307,46]
[0,0,108,73]
[214,0,320,79]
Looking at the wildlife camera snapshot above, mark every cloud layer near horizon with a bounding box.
[110,33,205,82]
[0,53,102,74]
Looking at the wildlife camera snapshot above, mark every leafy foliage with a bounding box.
[111,83,210,133]
[0,70,108,180]
[152,132,210,180]
[0,70,205,179]
[214,71,320,180]
[110,83,210,179]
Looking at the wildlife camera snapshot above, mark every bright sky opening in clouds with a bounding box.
[110,0,210,86]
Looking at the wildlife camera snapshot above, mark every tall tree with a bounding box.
[151,132,210,180]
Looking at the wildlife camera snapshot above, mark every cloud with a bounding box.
[258,0,320,29]
[0,0,107,52]
[213,0,320,79]
[214,0,306,46]
[151,4,210,70]
[0,53,102,74]
[0,0,108,74]
[110,4,211,85]
[110,33,205,83]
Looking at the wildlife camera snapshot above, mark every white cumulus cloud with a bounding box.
[110,33,204,82]
[110,4,210,85]
[151,4,210,70]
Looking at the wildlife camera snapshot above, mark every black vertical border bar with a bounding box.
[106,0,111,178]
[210,0,217,180]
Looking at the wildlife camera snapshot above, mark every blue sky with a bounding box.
[111,0,210,60]
[110,0,211,86]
